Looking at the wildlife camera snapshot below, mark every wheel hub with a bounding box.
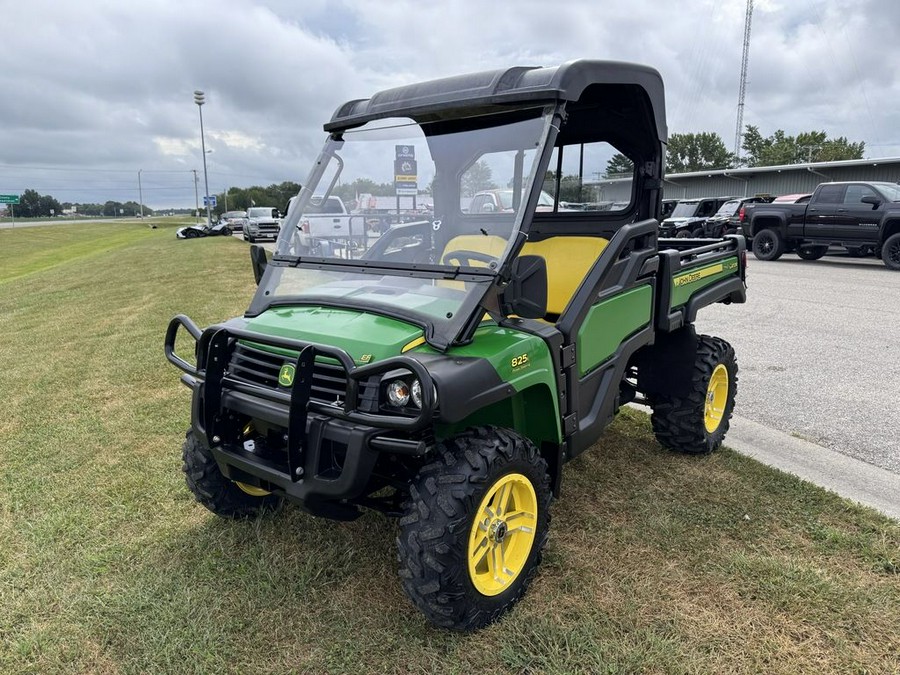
[467,473,538,596]
[704,363,729,433]
[490,520,509,543]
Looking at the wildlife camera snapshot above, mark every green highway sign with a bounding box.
[0,194,20,204]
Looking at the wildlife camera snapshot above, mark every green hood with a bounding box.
[243,306,423,364]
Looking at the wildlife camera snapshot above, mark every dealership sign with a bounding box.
[394,145,417,196]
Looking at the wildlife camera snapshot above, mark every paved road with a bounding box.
[696,251,900,474]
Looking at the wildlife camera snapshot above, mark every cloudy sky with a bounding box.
[1,0,898,209]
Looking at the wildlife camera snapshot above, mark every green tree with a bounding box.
[460,160,496,197]
[605,153,634,177]
[666,132,735,173]
[17,189,41,217]
[741,125,865,167]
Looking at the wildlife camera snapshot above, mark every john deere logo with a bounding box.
[278,363,296,387]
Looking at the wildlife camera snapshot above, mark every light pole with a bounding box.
[137,169,144,219]
[192,169,200,221]
[194,90,212,228]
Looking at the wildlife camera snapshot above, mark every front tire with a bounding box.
[752,228,784,261]
[796,245,828,260]
[182,430,281,518]
[882,233,900,270]
[397,427,551,631]
[650,335,738,455]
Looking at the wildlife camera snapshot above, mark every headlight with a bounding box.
[411,379,422,408]
[386,379,410,407]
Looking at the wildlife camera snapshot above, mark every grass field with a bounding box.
[1,223,898,674]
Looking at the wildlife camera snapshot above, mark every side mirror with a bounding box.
[250,244,268,285]
[501,255,547,319]
[861,195,881,208]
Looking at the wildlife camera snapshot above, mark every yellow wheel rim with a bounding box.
[235,481,270,497]
[467,472,538,596]
[704,363,729,433]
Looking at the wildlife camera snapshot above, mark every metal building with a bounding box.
[588,157,900,203]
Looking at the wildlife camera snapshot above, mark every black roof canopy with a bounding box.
[325,59,667,144]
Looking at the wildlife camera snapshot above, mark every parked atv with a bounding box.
[165,60,747,631]
[176,222,233,239]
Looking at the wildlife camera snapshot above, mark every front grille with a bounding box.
[228,342,349,403]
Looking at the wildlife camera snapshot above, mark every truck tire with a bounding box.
[397,426,551,631]
[182,430,281,518]
[691,227,705,238]
[675,229,691,238]
[882,233,900,270]
[796,245,828,260]
[650,335,737,455]
[752,229,784,261]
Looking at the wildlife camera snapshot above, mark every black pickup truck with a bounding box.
[740,181,900,270]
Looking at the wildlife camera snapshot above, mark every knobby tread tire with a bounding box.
[396,426,551,631]
[650,335,738,455]
[182,429,281,518]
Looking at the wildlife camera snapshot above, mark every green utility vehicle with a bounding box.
[165,60,747,631]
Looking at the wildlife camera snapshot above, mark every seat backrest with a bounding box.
[522,236,609,316]
[440,233,609,317]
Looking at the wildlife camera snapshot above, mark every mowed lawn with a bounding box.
[0,223,898,675]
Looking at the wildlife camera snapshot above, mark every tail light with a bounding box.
[300,219,310,233]
[738,206,746,222]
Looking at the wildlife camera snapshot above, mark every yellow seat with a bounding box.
[522,237,609,316]
[439,234,609,318]
[441,235,509,267]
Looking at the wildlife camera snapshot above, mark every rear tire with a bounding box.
[882,233,900,270]
[397,426,551,631]
[182,430,281,518]
[691,227,705,238]
[650,335,738,455]
[796,245,828,260]
[223,227,233,237]
[752,228,784,261]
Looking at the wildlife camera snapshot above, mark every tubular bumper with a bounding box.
[165,315,434,507]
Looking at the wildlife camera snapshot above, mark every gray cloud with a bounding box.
[0,0,896,208]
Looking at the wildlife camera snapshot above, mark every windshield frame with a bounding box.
[250,105,560,350]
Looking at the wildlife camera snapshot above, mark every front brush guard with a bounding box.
[165,314,436,459]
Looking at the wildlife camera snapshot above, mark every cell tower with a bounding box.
[734,0,754,162]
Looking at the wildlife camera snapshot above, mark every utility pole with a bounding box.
[192,169,200,220]
[223,188,228,212]
[734,0,754,163]
[138,169,144,219]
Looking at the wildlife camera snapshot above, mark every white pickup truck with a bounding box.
[294,196,368,255]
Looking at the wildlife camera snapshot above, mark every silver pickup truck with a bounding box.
[243,207,281,242]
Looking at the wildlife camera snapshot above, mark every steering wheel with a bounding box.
[441,249,499,268]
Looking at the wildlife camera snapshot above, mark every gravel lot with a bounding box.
[697,251,900,474]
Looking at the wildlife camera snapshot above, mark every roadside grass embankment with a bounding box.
[0,223,897,674]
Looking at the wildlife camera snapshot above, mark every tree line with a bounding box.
[605,125,865,176]
[4,126,866,218]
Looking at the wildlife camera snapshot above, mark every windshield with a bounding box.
[670,201,700,218]
[248,207,276,218]
[223,211,246,219]
[714,200,741,217]
[257,109,552,345]
[874,183,900,201]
